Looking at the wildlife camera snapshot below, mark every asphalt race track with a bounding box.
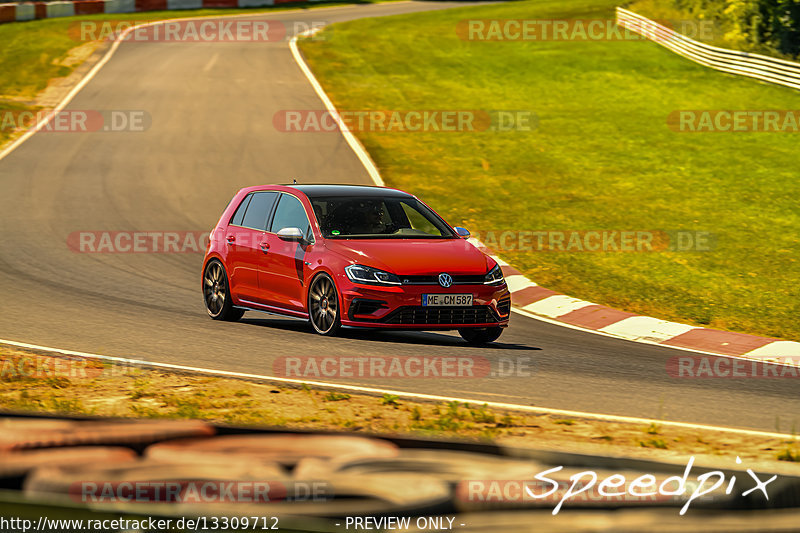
[0,1,797,433]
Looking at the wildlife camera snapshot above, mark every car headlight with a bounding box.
[484,263,505,285]
[345,264,401,286]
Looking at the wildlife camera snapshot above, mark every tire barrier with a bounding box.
[167,473,453,518]
[144,434,399,468]
[293,449,544,487]
[0,446,137,492]
[0,447,137,478]
[23,455,451,518]
[0,417,215,451]
[23,458,286,486]
[22,459,288,515]
[1,415,798,527]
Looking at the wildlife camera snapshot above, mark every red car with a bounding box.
[202,184,510,343]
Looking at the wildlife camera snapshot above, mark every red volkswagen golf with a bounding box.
[202,184,510,343]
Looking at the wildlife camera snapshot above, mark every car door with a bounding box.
[260,193,314,311]
[225,191,278,305]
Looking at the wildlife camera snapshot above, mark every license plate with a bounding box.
[422,294,473,307]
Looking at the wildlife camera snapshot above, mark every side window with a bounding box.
[270,194,312,239]
[241,192,278,231]
[230,194,252,226]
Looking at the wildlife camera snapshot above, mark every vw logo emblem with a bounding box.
[438,273,453,288]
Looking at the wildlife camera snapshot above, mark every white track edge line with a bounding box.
[1,338,797,441]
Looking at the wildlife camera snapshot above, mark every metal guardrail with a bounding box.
[616,7,800,91]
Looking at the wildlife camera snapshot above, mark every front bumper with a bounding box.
[338,279,511,330]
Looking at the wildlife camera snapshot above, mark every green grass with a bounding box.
[299,0,800,340]
[777,445,800,462]
[381,393,400,406]
[640,438,668,449]
[646,422,661,435]
[323,391,351,401]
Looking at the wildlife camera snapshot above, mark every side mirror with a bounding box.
[454,227,470,238]
[277,227,305,242]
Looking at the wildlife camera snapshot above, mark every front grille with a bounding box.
[381,306,499,325]
[401,274,486,285]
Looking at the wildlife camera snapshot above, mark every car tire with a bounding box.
[308,273,342,336]
[203,260,244,321]
[458,326,503,345]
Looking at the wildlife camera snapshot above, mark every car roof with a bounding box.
[234,184,416,200]
[288,184,414,198]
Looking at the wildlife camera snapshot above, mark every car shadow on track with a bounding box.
[238,315,538,351]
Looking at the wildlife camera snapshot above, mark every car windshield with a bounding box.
[308,195,456,239]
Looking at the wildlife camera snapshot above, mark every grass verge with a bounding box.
[2,346,800,468]
[298,0,800,341]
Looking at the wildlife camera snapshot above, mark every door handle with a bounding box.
[226,235,235,245]
[260,242,270,253]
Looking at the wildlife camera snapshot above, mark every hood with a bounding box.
[325,238,491,276]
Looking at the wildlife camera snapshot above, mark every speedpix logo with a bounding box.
[457,456,777,516]
[273,110,537,133]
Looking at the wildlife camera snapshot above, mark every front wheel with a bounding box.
[308,273,341,336]
[458,326,503,345]
[203,260,244,321]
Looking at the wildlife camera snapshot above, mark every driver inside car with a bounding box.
[349,200,388,235]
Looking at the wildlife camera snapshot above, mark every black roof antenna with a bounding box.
[293,179,297,184]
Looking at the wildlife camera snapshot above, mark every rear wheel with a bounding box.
[458,326,503,345]
[308,273,341,336]
[203,260,244,321]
